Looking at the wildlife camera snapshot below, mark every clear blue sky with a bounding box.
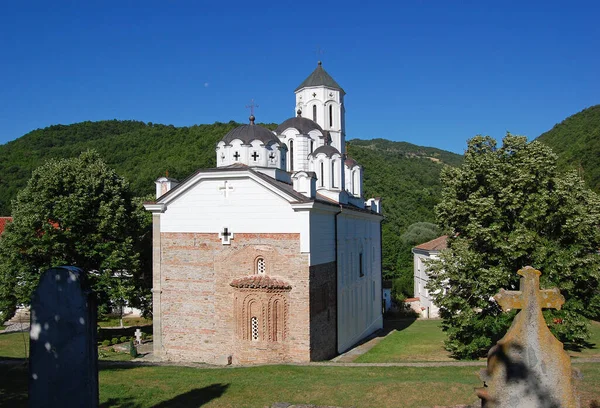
[1,0,598,154]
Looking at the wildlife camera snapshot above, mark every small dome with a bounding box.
[345,157,359,168]
[221,123,279,146]
[275,117,324,135]
[311,145,341,158]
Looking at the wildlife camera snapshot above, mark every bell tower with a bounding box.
[294,62,346,154]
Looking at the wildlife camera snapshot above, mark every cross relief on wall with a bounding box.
[218,180,234,198]
[219,227,234,245]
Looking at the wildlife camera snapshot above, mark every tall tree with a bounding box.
[427,134,600,359]
[0,151,151,323]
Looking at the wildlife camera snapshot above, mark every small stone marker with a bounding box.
[476,266,579,408]
[135,328,143,345]
[29,266,98,408]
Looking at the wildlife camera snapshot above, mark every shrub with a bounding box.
[141,332,148,340]
[101,340,111,347]
[119,336,128,343]
[111,338,119,345]
[129,339,138,358]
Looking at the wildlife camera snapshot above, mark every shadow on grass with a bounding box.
[0,362,28,408]
[382,315,417,335]
[99,383,230,408]
[564,339,596,353]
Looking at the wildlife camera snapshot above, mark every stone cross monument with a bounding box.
[476,266,579,408]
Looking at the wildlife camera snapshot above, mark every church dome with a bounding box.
[310,145,340,158]
[220,117,279,146]
[275,116,324,135]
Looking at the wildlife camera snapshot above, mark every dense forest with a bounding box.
[0,120,463,291]
[537,105,600,192]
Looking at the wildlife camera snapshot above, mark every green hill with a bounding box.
[537,105,600,191]
[0,120,463,278]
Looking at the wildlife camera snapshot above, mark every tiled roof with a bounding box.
[295,62,344,92]
[275,116,323,135]
[230,275,292,290]
[0,217,13,235]
[414,235,448,251]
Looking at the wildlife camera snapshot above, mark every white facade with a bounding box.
[412,235,447,319]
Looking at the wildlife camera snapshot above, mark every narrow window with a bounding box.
[320,162,324,187]
[251,317,259,341]
[359,253,364,277]
[329,105,333,127]
[313,105,317,122]
[310,140,314,153]
[256,258,266,275]
[331,161,336,188]
[290,140,294,171]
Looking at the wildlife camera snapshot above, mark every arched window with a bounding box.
[320,162,324,187]
[329,105,333,127]
[331,161,336,188]
[256,257,266,275]
[310,140,314,154]
[289,140,294,171]
[313,105,317,122]
[351,170,356,194]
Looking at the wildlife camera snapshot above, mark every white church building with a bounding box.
[144,62,384,364]
[412,235,447,319]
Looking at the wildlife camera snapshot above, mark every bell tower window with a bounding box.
[332,161,336,188]
[329,105,333,127]
[313,105,317,122]
[320,162,324,187]
[289,140,294,171]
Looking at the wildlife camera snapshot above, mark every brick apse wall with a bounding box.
[158,232,317,365]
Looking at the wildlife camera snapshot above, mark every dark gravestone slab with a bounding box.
[29,266,98,408]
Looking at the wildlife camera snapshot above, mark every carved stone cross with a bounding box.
[494,267,564,312]
[134,328,142,345]
[477,267,579,408]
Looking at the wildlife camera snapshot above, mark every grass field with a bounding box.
[2,319,600,406]
[357,319,600,363]
[1,363,599,407]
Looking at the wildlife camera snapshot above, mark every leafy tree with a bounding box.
[0,151,151,323]
[427,134,600,359]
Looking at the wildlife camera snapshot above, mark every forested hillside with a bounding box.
[537,105,600,192]
[0,120,462,285]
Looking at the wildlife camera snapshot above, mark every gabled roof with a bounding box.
[0,217,13,235]
[295,62,344,93]
[414,235,448,252]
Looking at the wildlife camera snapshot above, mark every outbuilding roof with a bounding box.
[0,217,13,235]
[414,235,448,251]
[295,61,344,93]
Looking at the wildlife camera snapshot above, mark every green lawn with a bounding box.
[2,363,599,407]
[356,319,454,362]
[357,319,600,363]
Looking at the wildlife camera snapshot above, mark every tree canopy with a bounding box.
[427,134,600,359]
[0,151,151,321]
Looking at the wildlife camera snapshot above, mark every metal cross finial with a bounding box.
[315,46,325,63]
[246,99,259,116]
